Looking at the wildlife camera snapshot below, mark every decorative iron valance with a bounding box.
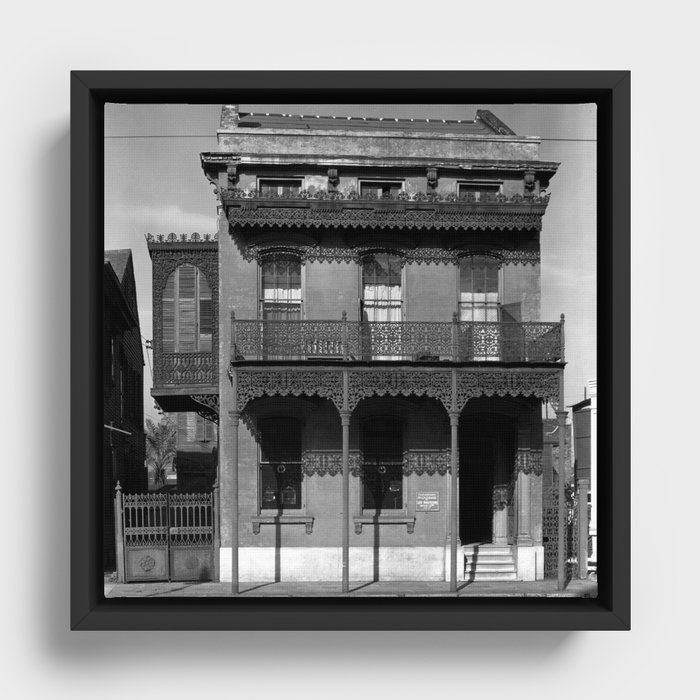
[240,242,540,266]
[224,189,549,233]
[231,367,562,413]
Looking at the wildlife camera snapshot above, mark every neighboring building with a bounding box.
[571,379,597,576]
[103,249,146,569]
[149,105,568,590]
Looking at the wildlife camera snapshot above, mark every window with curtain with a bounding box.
[459,255,500,322]
[361,253,402,322]
[162,265,212,353]
[260,253,302,321]
[362,418,404,512]
[258,417,302,511]
[459,255,500,360]
[362,252,403,360]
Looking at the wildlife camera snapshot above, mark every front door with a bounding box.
[459,434,495,545]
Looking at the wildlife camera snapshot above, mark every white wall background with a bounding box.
[1,1,693,698]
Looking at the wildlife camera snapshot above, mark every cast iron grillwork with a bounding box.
[543,486,579,579]
[231,319,563,363]
[155,351,214,385]
[119,491,215,582]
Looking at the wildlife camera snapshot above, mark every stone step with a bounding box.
[464,555,515,564]
[466,566,516,575]
[465,561,516,569]
[464,571,518,582]
[462,546,513,556]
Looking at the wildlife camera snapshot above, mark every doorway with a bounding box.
[458,411,517,545]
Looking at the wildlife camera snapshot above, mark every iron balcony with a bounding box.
[231,315,564,364]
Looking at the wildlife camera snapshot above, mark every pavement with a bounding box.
[104,575,597,598]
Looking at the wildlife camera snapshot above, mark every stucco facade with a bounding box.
[149,105,566,590]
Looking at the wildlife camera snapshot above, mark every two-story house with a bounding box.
[149,105,566,592]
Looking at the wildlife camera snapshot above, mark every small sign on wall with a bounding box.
[416,492,439,512]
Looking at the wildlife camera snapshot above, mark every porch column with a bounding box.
[341,370,350,594]
[515,456,533,546]
[229,408,240,595]
[492,485,509,545]
[449,410,459,593]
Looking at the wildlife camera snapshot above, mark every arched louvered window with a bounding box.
[163,265,212,352]
[458,255,500,322]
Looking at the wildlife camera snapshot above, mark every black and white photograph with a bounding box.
[103,101,597,599]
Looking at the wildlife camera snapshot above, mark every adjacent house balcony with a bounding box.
[154,351,215,387]
[231,314,564,364]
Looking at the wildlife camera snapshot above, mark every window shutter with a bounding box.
[177,413,188,448]
[163,273,176,352]
[198,273,212,352]
[178,265,197,352]
[187,412,196,442]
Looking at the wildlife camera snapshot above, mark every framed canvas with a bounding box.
[71,70,629,630]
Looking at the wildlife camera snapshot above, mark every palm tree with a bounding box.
[145,416,176,488]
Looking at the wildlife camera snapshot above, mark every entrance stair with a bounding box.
[462,544,517,582]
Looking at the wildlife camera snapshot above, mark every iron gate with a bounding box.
[543,485,579,579]
[115,487,218,583]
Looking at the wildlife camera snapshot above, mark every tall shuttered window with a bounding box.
[162,265,212,353]
[177,412,216,446]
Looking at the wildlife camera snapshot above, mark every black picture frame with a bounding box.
[72,70,630,631]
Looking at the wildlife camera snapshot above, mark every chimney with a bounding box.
[220,104,239,129]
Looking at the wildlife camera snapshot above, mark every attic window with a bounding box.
[458,182,502,201]
[359,180,403,198]
[258,179,302,196]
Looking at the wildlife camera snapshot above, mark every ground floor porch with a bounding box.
[213,364,576,592]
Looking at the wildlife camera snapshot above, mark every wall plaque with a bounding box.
[416,492,439,512]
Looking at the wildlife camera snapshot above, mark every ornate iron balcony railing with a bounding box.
[231,315,564,363]
[154,351,215,387]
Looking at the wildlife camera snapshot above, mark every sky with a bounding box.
[104,103,596,423]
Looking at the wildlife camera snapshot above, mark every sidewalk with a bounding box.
[104,577,597,598]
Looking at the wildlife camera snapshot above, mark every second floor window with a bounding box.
[361,253,402,323]
[163,265,213,353]
[260,253,302,321]
[459,255,499,322]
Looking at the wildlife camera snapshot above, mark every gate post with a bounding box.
[114,482,125,583]
[213,480,221,581]
[577,478,589,579]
